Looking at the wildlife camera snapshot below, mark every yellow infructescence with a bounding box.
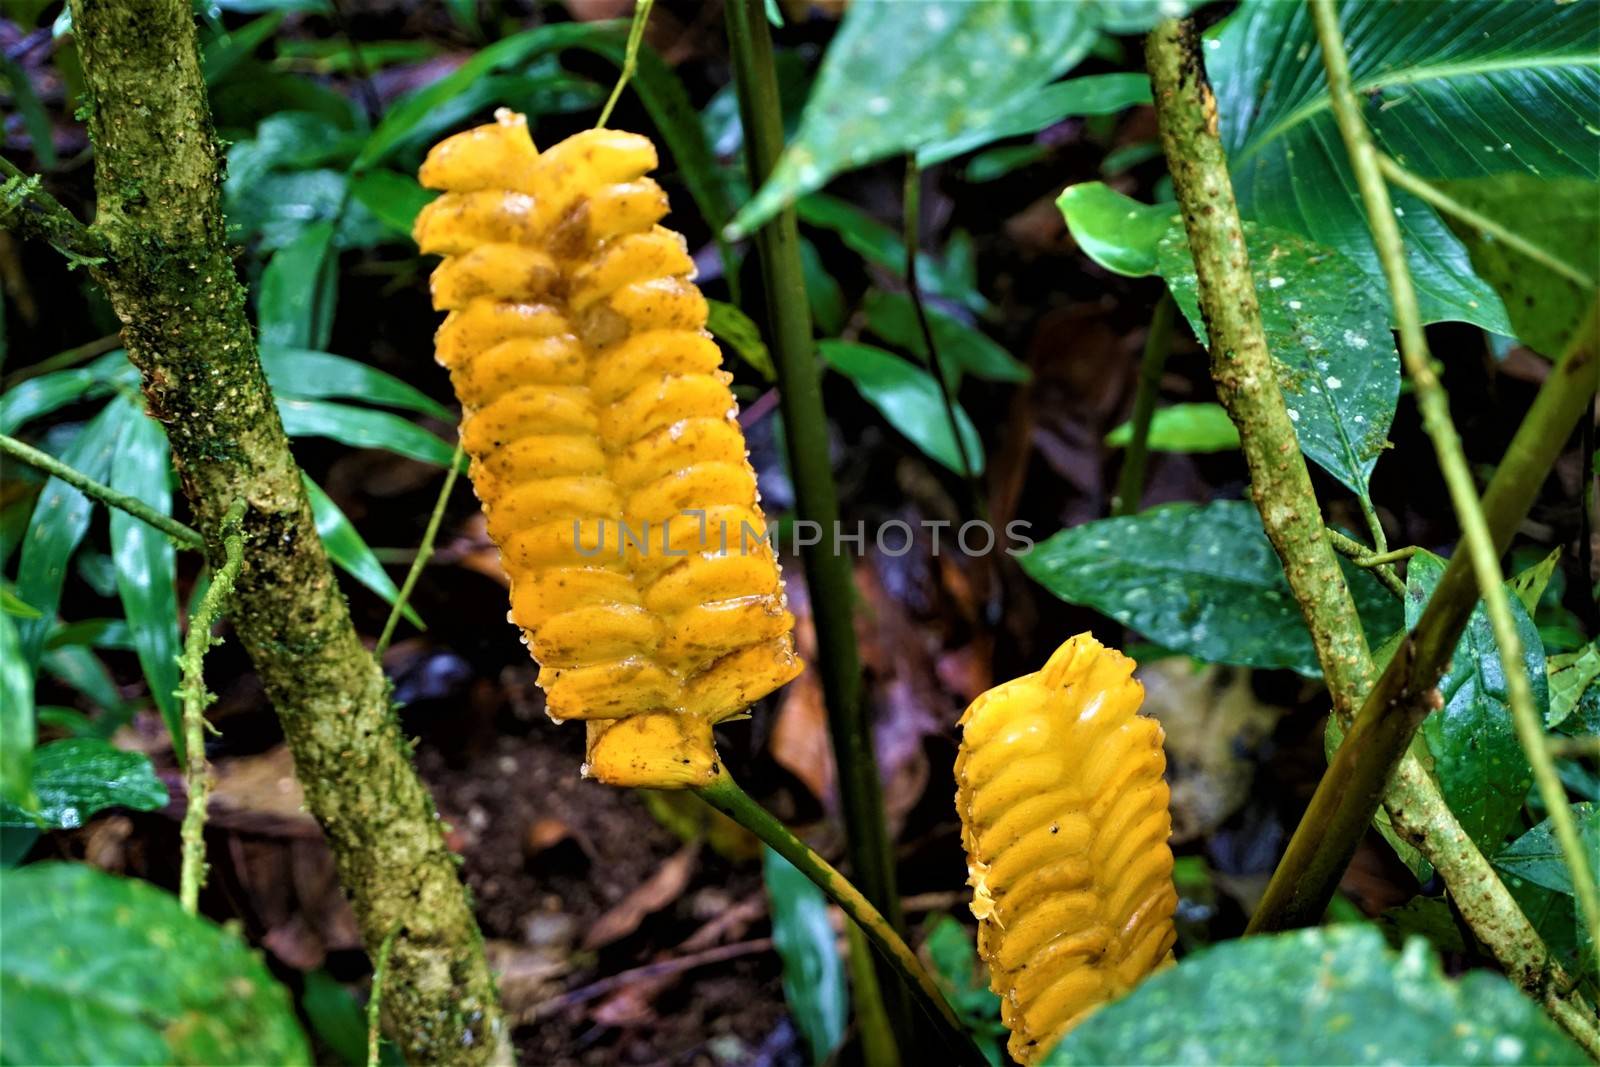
[955,633,1177,1064]
[414,110,803,789]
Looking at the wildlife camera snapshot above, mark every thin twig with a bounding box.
[1311,0,1599,966]
[1112,294,1176,518]
[178,499,247,913]
[596,0,655,129]
[694,768,987,1067]
[903,155,983,514]
[375,437,463,656]
[0,156,108,266]
[1377,155,1596,289]
[1326,529,1406,598]
[368,924,401,1067]
[0,432,204,548]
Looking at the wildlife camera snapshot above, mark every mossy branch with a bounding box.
[0,156,108,267]
[64,1,507,1061]
[178,498,246,913]
[1145,17,1600,1055]
[1309,0,1600,980]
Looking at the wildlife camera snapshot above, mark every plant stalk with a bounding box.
[696,768,986,1067]
[178,499,246,912]
[0,432,204,548]
[724,0,912,1052]
[65,1,507,1060]
[1309,0,1599,960]
[1111,294,1176,518]
[376,437,463,655]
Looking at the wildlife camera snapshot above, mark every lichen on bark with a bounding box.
[64,0,507,1061]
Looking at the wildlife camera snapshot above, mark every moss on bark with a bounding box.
[66,1,507,1061]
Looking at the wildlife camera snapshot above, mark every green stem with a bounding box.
[178,498,246,913]
[1358,494,1388,555]
[368,925,401,1067]
[903,155,982,511]
[1376,155,1596,290]
[1310,0,1599,963]
[0,156,109,266]
[0,432,204,548]
[376,437,463,656]
[596,0,655,129]
[1112,294,1176,518]
[724,0,912,1051]
[1326,529,1406,598]
[1145,19,1376,725]
[696,768,986,1067]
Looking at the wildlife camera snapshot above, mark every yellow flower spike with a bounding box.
[955,632,1177,1064]
[416,111,803,788]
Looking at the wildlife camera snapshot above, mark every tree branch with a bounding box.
[0,156,108,266]
[66,1,506,1061]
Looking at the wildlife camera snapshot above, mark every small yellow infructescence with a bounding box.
[955,633,1177,1064]
[414,110,803,788]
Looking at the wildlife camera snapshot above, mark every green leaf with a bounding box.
[819,340,984,476]
[304,478,423,629]
[353,22,603,171]
[202,11,286,86]
[0,367,112,436]
[1435,174,1599,358]
[1055,183,1175,278]
[863,290,1029,384]
[15,396,132,670]
[922,916,1006,1066]
[797,194,989,314]
[107,410,183,756]
[1019,500,1400,677]
[1509,548,1561,617]
[706,300,776,382]
[799,237,846,335]
[1209,0,1599,333]
[348,169,437,237]
[763,848,847,1064]
[0,739,168,829]
[0,863,311,1065]
[1,588,42,620]
[1405,551,1540,850]
[1047,925,1583,1065]
[1495,802,1599,898]
[1104,402,1240,453]
[1158,221,1398,498]
[42,645,134,732]
[963,143,1053,183]
[0,54,57,169]
[258,221,338,351]
[260,348,453,420]
[730,0,1105,237]
[917,72,1151,167]
[1548,643,1600,732]
[0,611,34,809]
[277,398,457,467]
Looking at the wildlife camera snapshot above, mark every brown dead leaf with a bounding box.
[205,744,319,837]
[582,842,699,951]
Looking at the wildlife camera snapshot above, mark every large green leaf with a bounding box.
[863,290,1029,384]
[0,864,310,1065]
[1496,802,1598,898]
[0,611,33,808]
[15,396,133,670]
[764,849,847,1064]
[1019,500,1400,676]
[1158,221,1399,498]
[1435,174,1600,359]
[257,221,337,351]
[917,72,1152,167]
[0,368,112,436]
[731,0,1103,237]
[1105,402,1240,453]
[1047,926,1582,1065]
[260,348,453,420]
[107,409,183,754]
[277,398,457,467]
[0,739,168,830]
[1405,551,1540,851]
[1208,0,1600,333]
[819,340,984,476]
[1055,183,1175,278]
[303,477,422,629]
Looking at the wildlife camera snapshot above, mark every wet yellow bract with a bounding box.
[416,111,802,788]
[955,633,1177,1063]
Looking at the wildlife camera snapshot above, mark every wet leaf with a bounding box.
[1055,183,1175,278]
[1495,802,1599,898]
[1405,551,1540,851]
[1158,221,1399,498]
[0,611,33,808]
[917,72,1151,167]
[1020,500,1400,676]
[0,739,168,830]
[1048,926,1583,1064]
[0,863,311,1065]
